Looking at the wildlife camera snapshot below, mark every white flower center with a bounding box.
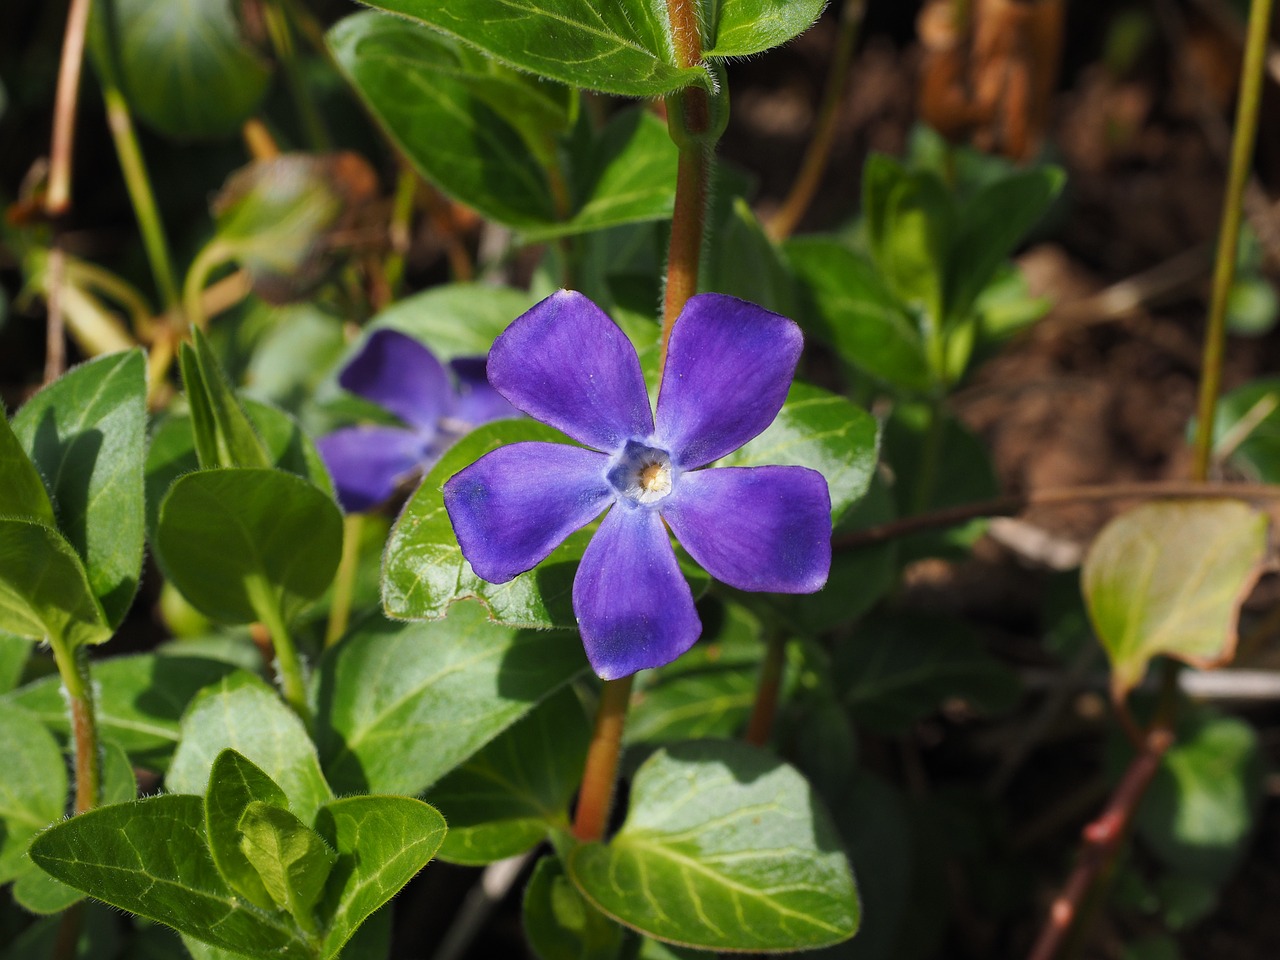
[608,441,675,506]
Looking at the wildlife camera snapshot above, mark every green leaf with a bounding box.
[383,421,590,627]
[722,381,879,525]
[352,0,708,97]
[1082,501,1269,698]
[155,468,343,625]
[90,0,270,139]
[1136,707,1264,884]
[945,166,1063,324]
[626,601,763,744]
[238,801,336,926]
[205,749,292,911]
[701,197,796,317]
[0,518,111,648]
[833,612,1019,733]
[1205,376,1280,482]
[0,701,65,884]
[315,602,585,795]
[703,0,825,57]
[180,329,272,471]
[363,283,535,361]
[787,238,933,394]
[567,741,859,951]
[12,350,147,626]
[147,395,335,538]
[429,686,591,865]
[0,411,55,526]
[523,109,679,242]
[315,795,447,959]
[0,632,31,694]
[30,794,313,959]
[523,855,625,960]
[3,651,242,770]
[167,672,333,825]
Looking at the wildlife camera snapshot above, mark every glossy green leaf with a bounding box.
[181,328,272,471]
[147,395,334,538]
[0,412,54,526]
[788,238,933,394]
[0,518,111,648]
[315,602,585,795]
[383,420,590,627]
[833,613,1019,733]
[238,801,336,925]
[90,0,269,139]
[0,701,65,884]
[1083,501,1269,698]
[155,468,343,625]
[353,0,708,96]
[30,794,313,958]
[168,672,333,825]
[0,632,31,694]
[4,651,241,769]
[429,686,591,864]
[12,350,147,626]
[523,855,625,960]
[329,12,557,229]
[523,109,679,242]
[205,749,292,911]
[626,602,763,744]
[568,741,859,951]
[1136,708,1264,884]
[315,795,447,959]
[364,283,535,360]
[722,382,879,524]
[702,0,825,57]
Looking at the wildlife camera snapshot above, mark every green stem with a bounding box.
[384,164,417,298]
[182,242,228,332]
[572,676,635,842]
[102,83,181,316]
[247,579,312,727]
[324,513,364,649]
[1191,0,1276,481]
[744,629,788,747]
[262,0,330,150]
[912,399,945,516]
[50,640,101,814]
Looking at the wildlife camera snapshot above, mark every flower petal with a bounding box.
[487,290,653,452]
[663,465,831,593]
[573,506,701,679]
[656,294,803,468]
[448,357,518,426]
[341,329,453,430]
[444,441,613,583]
[317,426,430,513]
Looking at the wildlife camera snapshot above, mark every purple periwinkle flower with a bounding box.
[318,329,515,512]
[443,291,831,680]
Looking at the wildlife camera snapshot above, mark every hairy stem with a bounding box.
[324,513,364,649]
[1190,0,1276,481]
[247,578,312,728]
[102,84,182,315]
[51,640,101,814]
[572,675,635,842]
[767,0,867,241]
[744,630,788,747]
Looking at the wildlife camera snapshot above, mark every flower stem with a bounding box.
[767,0,867,241]
[744,629,788,747]
[324,513,363,649]
[262,0,330,150]
[1190,0,1275,482]
[101,83,182,317]
[247,578,312,727]
[45,0,93,217]
[572,675,635,842]
[182,242,228,332]
[50,639,101,814]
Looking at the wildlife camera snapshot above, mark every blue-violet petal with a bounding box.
[444,441,613,584]
[662,465,831,593]
[573,506,701,679]
[487,290,653,452]
[656,294,803,469]
[317,425,431,513]
[449,357,518,426]
[341,329,454,430]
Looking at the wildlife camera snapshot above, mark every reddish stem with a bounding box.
[744,630,788,747]
[572,675,635,842]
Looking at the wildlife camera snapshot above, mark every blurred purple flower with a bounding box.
[443,291,831,680]
[318,329,515,513]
